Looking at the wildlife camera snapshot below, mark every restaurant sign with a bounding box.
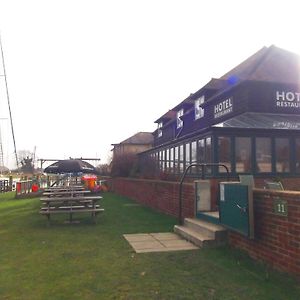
[272,121,300,129]
[276,91,300,108]
[214,98,233,119]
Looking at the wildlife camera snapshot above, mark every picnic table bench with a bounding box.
[40,189,104,224]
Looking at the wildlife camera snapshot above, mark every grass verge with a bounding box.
[0,192,299,299]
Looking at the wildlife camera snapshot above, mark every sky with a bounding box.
[0,0,300,168]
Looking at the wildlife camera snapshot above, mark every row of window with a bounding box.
[218,136,295,173]
[150,137,212,174]
[157,95,205,137]
[148,135,300,175]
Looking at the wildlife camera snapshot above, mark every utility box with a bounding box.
[219,182,254,239]
[195,180,211,213]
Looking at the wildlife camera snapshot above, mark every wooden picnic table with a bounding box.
[40,191,103,224]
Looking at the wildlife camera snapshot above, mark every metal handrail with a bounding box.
[178,163,229,225]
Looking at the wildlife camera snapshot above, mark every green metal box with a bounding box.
[219,182,254,239]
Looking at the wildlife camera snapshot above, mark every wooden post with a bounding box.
[9,176,13,192]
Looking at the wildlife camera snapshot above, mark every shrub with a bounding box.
[111,153,137,177]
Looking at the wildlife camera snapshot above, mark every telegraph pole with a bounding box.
[0,34,19,169]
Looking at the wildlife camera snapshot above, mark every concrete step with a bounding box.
[174,225,215,248]
[184,218,227,242]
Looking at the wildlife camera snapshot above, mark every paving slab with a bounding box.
[130,240,164,250]
[150,233,179,240]
[136,248,183,253]
[159,239,197,248]
[124,234,153,242]
[123,232,198,253]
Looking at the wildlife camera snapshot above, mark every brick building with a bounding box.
[111,132,153,159]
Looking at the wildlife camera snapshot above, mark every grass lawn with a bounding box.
[0,192,299,300]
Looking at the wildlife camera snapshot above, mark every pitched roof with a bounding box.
[154,45,300,127]
[220,46,269,81]
[155,110,177,123]
[221,45,300,84]
[202,78,229,90]
[113,132,154,146]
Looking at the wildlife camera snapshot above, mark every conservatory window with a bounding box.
[275,138,290,173]
[256,137,271,173]
[218,136,232,172]
[235,137,251,173]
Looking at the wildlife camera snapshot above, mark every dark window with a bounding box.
[156,152,160,170]
[296,139,300,173]
[186,143,190,166]
[256,138,271,173]
[275,138,290,173]
[191,141,198,174]
[235,137,252,173]
[198,139,205,163]
[166,148,170,169]
[159,151,162,169]
[206,138,212,162]
[161,150,166,171]
[179,144,184,172]
[191,141,197,163]
[218,136,231,172]
[206,137,212,174]
[174,146,179,172]
[170,147,174,170]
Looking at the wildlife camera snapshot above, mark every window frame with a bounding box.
[157,122,163,138]
[255,137,272,173]
[275,137,291,173]
[235,136,252,174]
[195,95,205,120]
[217,136,232,173]
[176,109,184,129]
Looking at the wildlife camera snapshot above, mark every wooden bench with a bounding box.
[40,206,104,224]
[40,204,101,210]
[39,195,103,225]
[40,196,102,202]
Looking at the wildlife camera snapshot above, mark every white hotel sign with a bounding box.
[214,98,233,118]
[276,91,300,108]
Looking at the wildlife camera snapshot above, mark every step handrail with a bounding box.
[178,163,229,225]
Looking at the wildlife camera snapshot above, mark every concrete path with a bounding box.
[123,232,198,253]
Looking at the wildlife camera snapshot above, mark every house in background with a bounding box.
[111,132,154,159]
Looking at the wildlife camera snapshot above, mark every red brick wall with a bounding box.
[112,177,195,219]
[229,189,300,276]
[111,177,300,276]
